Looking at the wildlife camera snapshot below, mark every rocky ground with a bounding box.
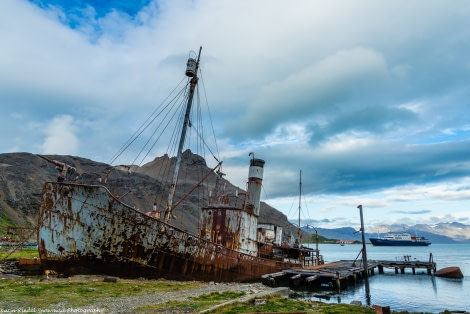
[76,279,272,313]
[0,269,275,313]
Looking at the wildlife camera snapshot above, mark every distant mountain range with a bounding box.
[299,222,470,244]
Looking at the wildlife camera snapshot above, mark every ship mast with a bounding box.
[164,46,202,223]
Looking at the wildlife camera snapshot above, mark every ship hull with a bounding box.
[38,182,297,281]
[369,238,431,246]
[435,266,464,279]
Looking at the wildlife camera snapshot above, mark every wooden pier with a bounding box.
[262,256,436,290]
[378,254,436,275]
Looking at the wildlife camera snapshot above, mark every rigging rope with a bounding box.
[108,76,187,166]
[199,68,220,162]
[133,84,188,167]
[105,61,221,216]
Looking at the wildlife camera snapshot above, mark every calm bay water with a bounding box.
[301,243,470,313]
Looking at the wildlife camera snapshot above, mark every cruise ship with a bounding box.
[369,232,431,246]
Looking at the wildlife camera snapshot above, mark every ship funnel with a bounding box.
[185,58,197,77]
[248,158,265,217]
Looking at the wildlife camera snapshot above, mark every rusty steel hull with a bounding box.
[435,266,464,279]
[38,182,297,281]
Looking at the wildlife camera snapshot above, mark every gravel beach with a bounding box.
[83,279,271,313]
[1,273,275,313]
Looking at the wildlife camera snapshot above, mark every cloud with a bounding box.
[391,209,432,215]
[225,48,391,139]
[2,0,470,228]
[40,115,79,155]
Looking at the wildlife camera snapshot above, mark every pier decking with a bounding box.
[262,257,436,289]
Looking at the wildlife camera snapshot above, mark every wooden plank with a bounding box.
[261,271,285,279]
[305,275,319,282]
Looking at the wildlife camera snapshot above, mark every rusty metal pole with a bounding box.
[358,204,368,277]
[298,170,302,246]
[165,47,202,222]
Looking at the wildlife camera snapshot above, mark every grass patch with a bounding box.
[137,290,246,312]
[0,247,39,261]
[0,279,415,313]
[0,212,16,236]
[212,295,377,313]
[138,292,378,313]
[0,277,203,310]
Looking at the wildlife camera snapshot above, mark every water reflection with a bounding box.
[364,275,371,306]
[431,275,437,294]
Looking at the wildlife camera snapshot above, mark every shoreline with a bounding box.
[0,274,378,313]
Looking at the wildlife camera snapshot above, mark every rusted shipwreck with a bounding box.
[37,47,322,282]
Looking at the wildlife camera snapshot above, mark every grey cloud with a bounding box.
[391,210,432,215]
[254,139,470,197]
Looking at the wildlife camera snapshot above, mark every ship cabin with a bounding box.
[198,158,320,266]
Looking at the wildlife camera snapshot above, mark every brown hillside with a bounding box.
[0,151,305,242]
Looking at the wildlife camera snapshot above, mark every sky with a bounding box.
[1,0,470,230]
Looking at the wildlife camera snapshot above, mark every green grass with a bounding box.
[0,277,203,309]
[0,279,424,313]
[211,295,376,313]
[138,290,247,312]
[0,247,39,261]
[0,215,16,237]
[137,292,378,313]
[304,234,337,244]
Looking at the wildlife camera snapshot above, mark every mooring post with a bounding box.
[357,205,368,277]
[357,204,371,306]
[336,276,341,290]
